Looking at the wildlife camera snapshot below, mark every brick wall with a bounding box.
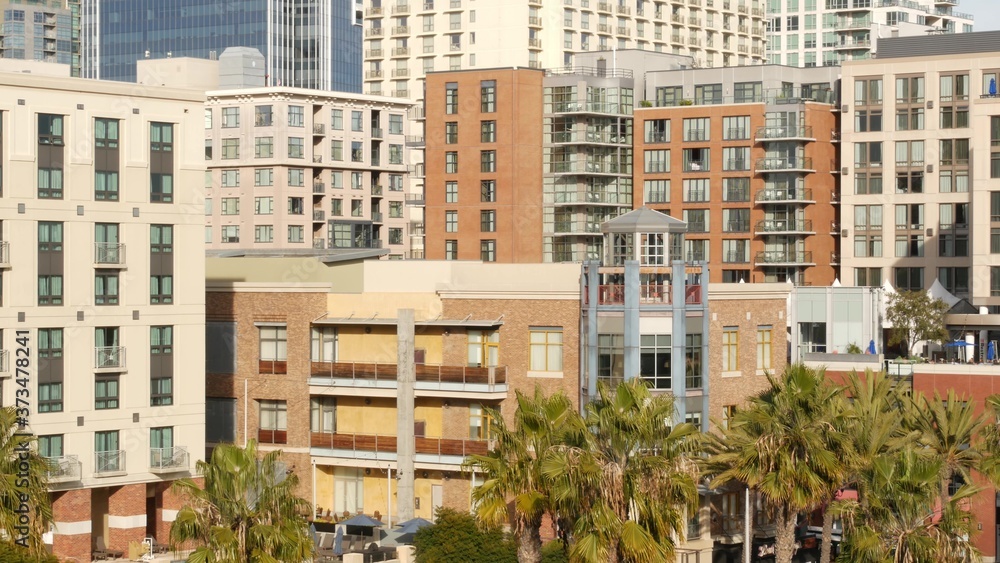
[52,488,91,562]
[107,484,146,552]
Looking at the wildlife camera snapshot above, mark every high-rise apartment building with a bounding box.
[362,0,768,100]
[0,0,82,76]
[634,64,841,285]
[841,31,1000,309]
[0,68,205,560]
[204,86,417,258]
[764,0,973,68]
[80,0,363,92]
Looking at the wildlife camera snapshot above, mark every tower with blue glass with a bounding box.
[81,0,362,92]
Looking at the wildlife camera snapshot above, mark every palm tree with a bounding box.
[545,379,701,563]
[464,388,585,563]
[835,446,979,563]
[976,395,1000,487]
[169,440,314,563]
[908,390,987,502]
[0,407,52,557]
[708,364,847,563]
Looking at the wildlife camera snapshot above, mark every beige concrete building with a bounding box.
[204,88,419,259]
[205,258,580,523]
[362,0,768,100]
[0,71,206,560]
[840,32,1000,309]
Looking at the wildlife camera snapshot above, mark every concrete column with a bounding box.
[671,260,687,424]
[52,488,92,562]
[623,261,640,382]
[107,483,147,552]
[700,266,710,432]
[583,262,601,404]
[396,308,416,522]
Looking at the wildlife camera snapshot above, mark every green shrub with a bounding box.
[0,541,58,563]
[414,508,517,563]
[541,540,569,563]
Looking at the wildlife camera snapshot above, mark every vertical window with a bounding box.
[480,210,496,232]
[255,137,274,158]
[756,326,772,371]
[255,105,273,126]
[38,435,63,458]
[38,168,63,199]
[311,397,337,433]
[722,405,737,430]
[95,271,119,305]
[151,326,173,406]
[38,113,64,145]
[529,327,563,372]
[288,225,304,243]
[445,210,458,232]
[445,122,458,144]
[288,106,304,127]
[445,82,458,114]
[222,107,240,127]
[259,400,288,444]
[95,375,120,410]
[445,151,458,173]
[38,328,63,413]
[481,80,496,112]
[288,137,304,158]
[480,150,496,173]
[150,275,173,304]
[445,240,458,260]
[686,334,703,389]
[151,122,173,152]
[481,120,496,143]
[469,404,493,440]
[480,239,496,262]
[722,327,739,372]
[481,180,495,202]
[95,171,119,201]
[94,431,121,472]
[259,325,288,374]
[332,109,344,130]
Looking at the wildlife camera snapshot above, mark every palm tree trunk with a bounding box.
[517,522,542,563]
[819,505,835,563]
[775,507,798,563]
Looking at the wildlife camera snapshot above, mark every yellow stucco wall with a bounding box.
[313,467,444,522]
[336,397,445,436]
[335,326,446,365]
[326,293,443,321]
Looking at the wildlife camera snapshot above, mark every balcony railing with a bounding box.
[755,157,814,172]
[310,361,507,387]
[95,450,125,475]
[0,240,8,267]
[0,350,7,373]
[95,346,125,370]
[45,455,81,482]
[311,432,493,457]
[755,188,815,203]
[259,359,288,374]
[553,191,632,205]
[590,284,703,305]
[405,192,425,205]
[372,212,384,223]
[754,219,814,234]
[754,250,814,265]
[313,210,326,222]
[150,446,189,473]
[95,242,125,266]
[313,123,326,135]
[755,125,814,141]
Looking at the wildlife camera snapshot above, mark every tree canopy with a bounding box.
[886,291,950,357]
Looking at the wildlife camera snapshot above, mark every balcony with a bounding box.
[406,192,425,205]
[365,27,384,37]
[371,184,384,196]
[754,250,814,266]
[365,48,384,58]
[753,219,815,235]
[553,220,603,235]
[309,362,507,395]
[45,455,81,483]
[313,181,326,194]
[365,69,383,79]
[405,135,424,147]
[94,450,125,476]
[0,240,8,267]
[755,188,815,204]
[529,38,542,48]
[94,242,125,267]
[313,210,326,222]
[365,7,383,16]
[150,447,189,474]
[587,284,703,305]
[755,157,815,173]
[392,3,411,13]
[259,359,287,375]
[553,190,632,206]
[310,432,493,461]
[754,126,815,142]
[392,47,410,57]
[391,25,410,35]
[392,68,410,78]
[372,211,384,223]
[95,347,125,370]
[834,38,871,50]
[313,154,324,164]
[313,123,326,135]
[529,16,542,26]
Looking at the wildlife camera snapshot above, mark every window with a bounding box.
[38,328,63,413]
[204,108,212,129]
[151,173,173,203]
[255,137,274,158]
[469,404,493,440]
[288,225,304,243]
[895,107,924,131]
[894,267,924,291]
[854,173,883,195]
[480,239,496,262]
[481,120,496,143]
[389,114,403,135]
[722,239,749,263]
[637,334,671,389]
[734,82,762,103]
[723,147,750,171]
[95,171,119,201]
[644,179,669,203]
[288,197,304,215]
[722,209,749,233]
[446,210,458,232]
[150,325,173,406]
[529,327,563,372]
[288,168,304,187]
[38,435,63,459]
[38,275,63,305]
[446,152,458,173]
[150,122,173,152]
[724,177,750,201]
[683,118,710,142]
[351,141,364,162]
[854,109,883,132]
[481,80,496,112]
[311,397,337,433]
[644,149,669,173]
[351,200,363,217]
[480,210,496,232]
[445,240,458,260]
[289,106,304,127]
[351,111,364,132]
[95,271,119,305]
[854,267,882,287]
[756,326,772,371]
[94,431,120,472]
[95,118,119,148]
[222,197,240,215]
[854,141,882,168]
[151,224,173,254]
[722,327,738,372]
[389,201,403,219]
[481,150,496,173]
[445,122,458,144]
[222,107,240,128]
[332,109,344,130]
[683,179,709,203]
[222,225,239,243]
[940,138,970,167]
[468,331,499,367]
[854,78,883,105]
[332,140,343,161]
[255,168,274,187]
[722,116,750,140]
[938,267,969,295]
[259,400,288,444]
[37,168,63,199]
[644,119,670,143]
[254,225,274,243]
[221,170,240,187]
[95,375,119,410]
[445,83,458,114]
[331,199,343,216]
[150,275,173,304]
[993,267,1000,297]
[38,113,64,146]
[288,137,304,158]
[255,105,273,126]
[694,84,722,105]
[389,144,403,164]
[683,148,709,172]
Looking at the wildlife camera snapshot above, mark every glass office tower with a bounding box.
[0,0,81,76]
[81,0,362,92]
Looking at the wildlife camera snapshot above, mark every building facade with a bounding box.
[634,64,840,285]
[362,0,768,101]
[0,0,81,76]
[764,0,973,68]
[204,258,580,524]
[80,0,363,92]
[840,32,1000,308]
[204,87,417,258]
[0,71,205,560]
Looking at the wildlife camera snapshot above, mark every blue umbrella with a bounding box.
[334,526,344,556]
[991,78,997,96]
[395,517,433,535]
[988,341,996,362]
[867,339,876,355]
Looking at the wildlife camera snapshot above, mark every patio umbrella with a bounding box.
[988,341,996,362]
[334,526,344,556]
[867,339,876,355]
[991,78,997,96]
[309,522,318,548]
[340,513,384,539]
[393,517,434,544]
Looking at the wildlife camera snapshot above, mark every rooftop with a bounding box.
[876,30,1000,60]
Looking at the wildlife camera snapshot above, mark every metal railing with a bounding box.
[754,219,814,233]
[95,450,125,474]
[313,181,325,193]
[150,447,189,472]
[0,240,8,264]
[755,188,814,203]
[0,350,7,373]
[754,250,814,264]
[755,126,814,140]
[310,432,494,457]
[591,284,703,305]
[95,242,125,265]
[313,210,326,221]
[553,191,632,205]
[313,123,326,134]
[755,157,814,171]
[310,361,507,386]
[45,455,81,482]
[95,346,125,369]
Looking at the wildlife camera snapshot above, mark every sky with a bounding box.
[963,0,1000,32]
